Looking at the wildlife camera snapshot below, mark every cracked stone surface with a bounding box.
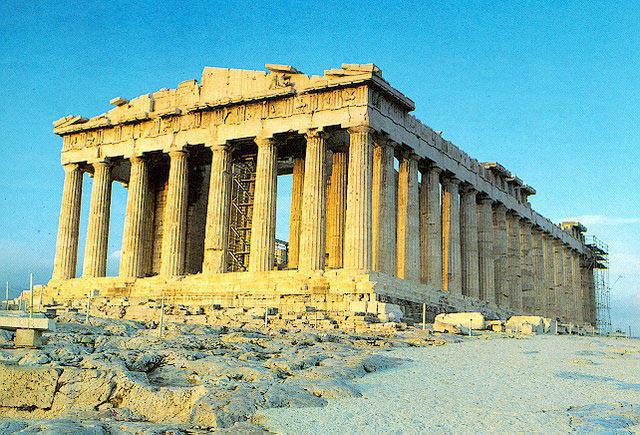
[0,312,449,433]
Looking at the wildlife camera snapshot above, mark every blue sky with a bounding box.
[0,1,637,333]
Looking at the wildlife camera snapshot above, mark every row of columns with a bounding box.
[52,124,594,324]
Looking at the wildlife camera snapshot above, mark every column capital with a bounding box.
[519,217,533,228]
[62,162,81,173]
[441,173,461,187]
[425,162,442,175]
[303,128,324,139]
[129,154,146,164]
[255,135,277,148]
[347,124,375,135]
[168,149,189,159]
[477,194,493,204]
[206,140,233,151]
[89,158,112,168]
[459,183,477,195]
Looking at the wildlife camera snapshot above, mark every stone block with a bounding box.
[14,329,44,347]
[0,364,60,409]
[506,316,545,334]
[349,301,368,314]
[486,320,504,332]
[376,303,403,322]
[435,312,485,330]
[433,320,461,334]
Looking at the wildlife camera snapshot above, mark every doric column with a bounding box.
[493,204,509,307]
[52,163,83,280]
[344,125,373,273]
[563,246,573,321]
[83,160,112,278]
[506,212,522,310]
[520,219,534,313]
[396,153,420,281]
[585,264,596,325]
[420,164,442,289]
[441,176,462,295]
[531,228,546,315]
[372,138,396,275]
[202,144,232,274]
[160,149,189,277]
[120,155,149,278]
[552,239,565,319]
[477,197,495,303]
[572,252,583,323]
[288,156,304,269]
[326,151,347,268]
[299,130,327,272]
[249,136,278,272]
[460,185,479,299]
[543,234,556,318]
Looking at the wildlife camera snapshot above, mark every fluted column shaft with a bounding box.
[543,235,556,318]
[396,154,420,281]
[326,151,347,268]
[420,165,442,288]
[506,213,522,310]
[83,161,112,278]
[552,240,565,319]
[460,186,479,299]
[572,253,583,323]
[53,163,83,280]
[493,204,509,307]
[477,197,495,303]
[249,137,278,272]
[203,145,232,274]
[563,247,573,321]
[520,220,534,313]
[299,130,327,272]
[372,139,396,275]
[288,156,305,269]
[160,150,189,277]
[442,176,462,295]
[120,155,149,278]
[344,126,373,273]
[531,228,546,315]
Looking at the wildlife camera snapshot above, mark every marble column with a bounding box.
[160,150,189,277]
[563,246,573,322]
[372,138,396,275]
[202,144,232,274]
[572,252,583,323]
[477,197,495,303]
[83,160,112,278]
[396,153,420,281]
[326,151,347,269]
[531,228,546,315]
[120,155,149,278]
[52,163,83,280]
[299,130,327,272]
[344,126,373,273]
[543,234,556,318]
[506,213,522,310]
[493,204,509,307]
[288,156,305,269]
[420,164,442,289]
[442,176,462,295]
[460,185,479,299]
[552,240,565,319]
[249,137,278,272]
[520,219,534,313]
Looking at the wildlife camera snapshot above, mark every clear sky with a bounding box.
[0,1,637,334]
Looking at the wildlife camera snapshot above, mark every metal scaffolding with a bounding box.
[586,235,611,334]
[227,154,256,272]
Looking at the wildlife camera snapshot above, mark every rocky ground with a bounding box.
[0,313,452,433]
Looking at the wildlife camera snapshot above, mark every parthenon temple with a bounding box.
[45,64,602,325]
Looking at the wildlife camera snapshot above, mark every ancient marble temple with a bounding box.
[45,64,599,325]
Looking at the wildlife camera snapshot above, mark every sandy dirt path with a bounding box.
[260,335,640,433]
